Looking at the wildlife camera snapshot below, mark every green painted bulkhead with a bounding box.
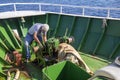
[0,13,120,79]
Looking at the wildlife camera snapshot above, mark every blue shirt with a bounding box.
[28,23,46,36]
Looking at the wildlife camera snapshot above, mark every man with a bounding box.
[24,23,49,62]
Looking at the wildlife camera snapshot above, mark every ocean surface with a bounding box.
[0,0,120,8]
[0,0,120,18]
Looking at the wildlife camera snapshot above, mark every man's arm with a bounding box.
[33,32,42,45]
[43,35,47,42]
[42,31,47,42]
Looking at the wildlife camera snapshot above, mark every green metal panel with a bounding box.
[106,20,120,36]
[69,16,76,36]
[55,15,75,37]
[0,21,15,50]
[93,27,106,55]
[0,44,9,77]
[46,14,49,24]
[106,20,120,59]
[47,14,60,38]
[0,43,6,59]
[96,20,120,58]
[81,32,101,54]
[77,18,91,50]
[97,35,119,58]
[32,16,35,25]
[0,30,15,50]
[80,18,103,54]
[21,16,33,36]
[109,41,120,59]
[0,57,9,77]
[111,46,120,59]
[33,15,46,24]
[0,42,10,70]
[3,20,21,49]
[0,20,14,50]
[17,18,25,37]
[0,42,9,52]
[70,17,90,49]
[52,14,61,37]
[12,18,24,38]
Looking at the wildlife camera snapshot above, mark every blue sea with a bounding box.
[0,0,120,18]
[0,0,120,8]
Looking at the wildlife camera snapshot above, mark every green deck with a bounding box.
[2,53,108,80]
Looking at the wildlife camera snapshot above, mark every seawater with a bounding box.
[0,0,120,8]
[0,0,120,18]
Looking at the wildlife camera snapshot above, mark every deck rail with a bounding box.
[0,3,120,19]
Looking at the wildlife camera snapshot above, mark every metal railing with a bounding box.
[0,3,120,19]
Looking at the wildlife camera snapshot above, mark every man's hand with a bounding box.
[39,43,43,49]
[39,43,44,50]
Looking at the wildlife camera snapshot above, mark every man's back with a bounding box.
[28,23,42,35]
